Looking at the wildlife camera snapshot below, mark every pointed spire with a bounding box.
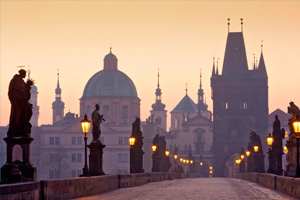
[257,41,267,77]
[211,57,216,77]
[157,68,160,88]
[185,83,188,95]
[216,58,219,75]
[200,69,202,89]
[241,18,243,32]
[57,68,60,88]
[227,18,230,33]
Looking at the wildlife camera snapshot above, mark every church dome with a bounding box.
[82,70,137,98]
[82,49,137,98]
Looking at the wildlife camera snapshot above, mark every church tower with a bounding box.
[28,72,39,127]
[211,19,268,177]
[150,70,167,131]
[52,70,65,124]
[197,70,210,119]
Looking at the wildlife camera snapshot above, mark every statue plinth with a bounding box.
[130,148,144,173]
[88,141,105,176]
[1,136,36,183]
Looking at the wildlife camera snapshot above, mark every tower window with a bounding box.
[225,102,228,110]
[243,102,248,109]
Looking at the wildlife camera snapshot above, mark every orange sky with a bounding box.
[1,1,300,128]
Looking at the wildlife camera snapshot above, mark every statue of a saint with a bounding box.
[91,104,105,142]
[7,69,33,137]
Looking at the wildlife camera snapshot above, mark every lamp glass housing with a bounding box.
[246,150,250,157]
[165,149,170,156]
[254,145,259,152]
[152,145,157,152]
[81,114,91,134]
[186,160,189,164]
[174,155,178,160]
[180,158,183,162]
[200,162,203,166]
[240,154,245,160]
[190,160,193,164]
[284,145,288,154]
[293,119,300,138]
[267,134,273,147]
[129,137,135,146]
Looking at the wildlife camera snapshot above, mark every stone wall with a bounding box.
[235,172,300,198]
[0,172,181,199]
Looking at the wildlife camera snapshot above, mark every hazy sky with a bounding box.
[1,1,300,128]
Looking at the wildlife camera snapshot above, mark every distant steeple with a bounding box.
[227,18,230,32]
[253,54,256,70]
[211,57,216,77]
[198,69,208,113]
[241,18,243,32]
[257,41,268,77]
[52,69,65,124]
[152,69,165,111]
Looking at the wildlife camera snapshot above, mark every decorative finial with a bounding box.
[110,46,112,53]
[157,68,160,88]
[227,18,230,32]
[256,59,258,68]
[27,65,31,80]
[57,68,59,80]
[200,69,202,89]
[185,83,188,95]
[261,40,263,52]
[241,18,243,32]
[216,58,219,75]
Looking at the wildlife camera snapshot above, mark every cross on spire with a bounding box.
[185,83,188,95]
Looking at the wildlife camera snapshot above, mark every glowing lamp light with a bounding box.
[190,160,193,164]
[254,145,259,152]
[235,159,239,164]
[293,116,300,138]
[186,160,189,164]
[209,170,213,174]
[200,162,203,166]
[267,133,274,147]
[284,145,288,154]
[209,166,213,170]
[81,114,91,136]
[240,154,245,160]
[246,150,250,157]
[174,154,178,160]
[152,145,157,152]
[129,136,135,146]
[285,131,289,138]
[180,158,183,162]
[165,149,170,157]
[183,159,186,163]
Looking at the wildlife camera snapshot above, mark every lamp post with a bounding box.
[267,133,274,174]
[293,116,300,177]
[81,114,91,176]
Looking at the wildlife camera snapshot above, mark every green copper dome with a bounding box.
[82,69,137,98]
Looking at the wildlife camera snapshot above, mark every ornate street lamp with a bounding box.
[81,114,91,176]
[284,145,288,154]
[253,145,259,152]
[267,133,274,149]
[180,158,183,162]
[152,145,157,152]
[174,154,178,160]
[293,115,300,177]
[246,150,250,157]
[165,149,170,157]
[129,136,135,147]
[240,154,245,160]
[190,160,193,164]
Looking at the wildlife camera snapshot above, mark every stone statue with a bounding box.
[7,69,33,137]
[91,104,105,142]
[250,130,263,154]
[132,117,143,148]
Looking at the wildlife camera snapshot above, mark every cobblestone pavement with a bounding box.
[74,178,296,200]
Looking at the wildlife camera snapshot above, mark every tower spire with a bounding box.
[261,40,263,53]
[253,54,256,70]
[200,69,202,89]
[110,46,112,53]
[57,68,60,88]
[211,57,216,77]
[216,58,219,75]
[157,68,160,88]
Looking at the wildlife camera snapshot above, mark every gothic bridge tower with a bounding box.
[211,19,268,177]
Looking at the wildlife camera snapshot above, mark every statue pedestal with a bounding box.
[88,141,105,176]
[130,148,144,173]
[1,137,36,183]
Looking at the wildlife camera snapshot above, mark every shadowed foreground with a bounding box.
[74,178,295,200]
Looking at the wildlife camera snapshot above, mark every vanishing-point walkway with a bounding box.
[74,178,296,200]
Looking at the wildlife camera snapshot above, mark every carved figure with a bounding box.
[7,69,33,137]
[91,104,105,142]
